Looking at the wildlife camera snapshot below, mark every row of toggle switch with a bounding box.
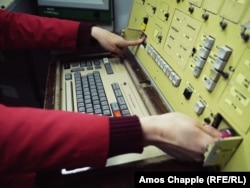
[193,35,215,78]
[145,44,181,87]
[205,45,232,92]
[193,35,232,92]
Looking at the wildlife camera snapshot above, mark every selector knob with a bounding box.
[165,13,170,20]
[189,6,194,14]
[157,35,162,43]
[204,117,211,124]
[241,31,249,42]
[202,13,209,21]
[152,6,157,14]
[220,21,227,30]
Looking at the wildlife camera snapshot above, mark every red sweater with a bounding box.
[0,10,143,187]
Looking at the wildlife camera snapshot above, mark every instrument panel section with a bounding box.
[218,49,250,134]
[220,0,247,23]
[127,0,250,171]
[163,10,202,70]
[201,0,224,14]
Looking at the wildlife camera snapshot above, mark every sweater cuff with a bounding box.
[108,116,144,157]
[76,22,98,49]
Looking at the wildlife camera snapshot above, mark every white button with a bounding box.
[169,71,175,81]
[209,69,220,82]
[165,66,173,77]
[155,55,161,66]
[172,74,181,87]
[195,57,206,68]
[193,66,202,78]
[103,57,109,64]
[159,59,166,69]
[205,78,216,92]
[162,63,170,73]
[194,101,205,115]
[146,44,152,54]
[199,47,210,59]
[214,58,226,71]
[217,46,232,61]
[204,36,215,49]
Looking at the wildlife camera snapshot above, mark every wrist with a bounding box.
[91,26,101,41]
[139,115,161,146]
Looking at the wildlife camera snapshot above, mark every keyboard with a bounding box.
[60,57,148,117]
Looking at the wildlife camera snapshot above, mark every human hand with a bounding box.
[139,112,221,162]
[91,26,145,57]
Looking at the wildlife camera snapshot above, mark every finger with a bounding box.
[201,124,221,138]
[120,36,145,47]
[126,37,145,46]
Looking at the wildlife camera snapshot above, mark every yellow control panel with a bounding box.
[125,0,250,171]
[0,0,14,9]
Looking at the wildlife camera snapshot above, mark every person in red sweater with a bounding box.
[0,10,221,187]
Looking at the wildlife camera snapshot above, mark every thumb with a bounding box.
[121,36,145,47]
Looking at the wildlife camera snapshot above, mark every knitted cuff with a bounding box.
[76,22,98,49]
[108,116,144,157]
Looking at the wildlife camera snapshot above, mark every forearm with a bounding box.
[0,104,144,174]
[0,10,95,50]
[0,104,109,174]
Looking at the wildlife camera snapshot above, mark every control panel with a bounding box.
[125,0,250,171]
[0,0,14,9]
